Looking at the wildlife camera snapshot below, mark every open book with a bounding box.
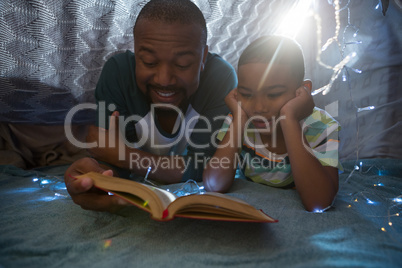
[76,172,277,223]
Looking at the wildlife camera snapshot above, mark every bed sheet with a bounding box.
[0,159,401,268]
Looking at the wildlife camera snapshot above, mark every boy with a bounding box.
[203,36,341,212]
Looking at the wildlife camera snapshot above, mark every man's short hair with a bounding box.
[238,36,305,84]
[134,0,207,45]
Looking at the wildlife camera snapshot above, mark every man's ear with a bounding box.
[302,80,312,93]
[201,45,208,71]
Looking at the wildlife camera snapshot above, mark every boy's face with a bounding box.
[134,19,208,111]
[237,62,300,129]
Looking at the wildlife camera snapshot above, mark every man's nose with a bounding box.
[154,64,175,87]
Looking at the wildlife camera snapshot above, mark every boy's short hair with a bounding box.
[238,35,305,84]
[134,0,207,45]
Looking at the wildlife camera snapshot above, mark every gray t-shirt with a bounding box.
[95,51,237,181]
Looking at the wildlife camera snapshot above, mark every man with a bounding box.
[64,0,237,212]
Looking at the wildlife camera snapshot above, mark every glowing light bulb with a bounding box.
[393,197,402,203]
[366,198,375,204]
[345,41,362,45]
[357,106,375,113]
[354,165,360,170]
[351,68,362,74]
[41,179,50,185]
[342,70,347,81]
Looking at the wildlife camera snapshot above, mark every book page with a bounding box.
[174,211,273,222]
[75,172,276,222]
[167,192,276,222]
[76,172,174,219]
[148,187,177,209]
[109,191,152,213]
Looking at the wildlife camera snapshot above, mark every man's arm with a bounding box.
[89,52,188,183]
[87,112,186,184]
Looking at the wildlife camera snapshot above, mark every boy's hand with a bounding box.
[225,88,247,120]
[280,85,314,121]
[64,157,129,212]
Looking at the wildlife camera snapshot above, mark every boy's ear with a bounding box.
[302,80,312,92]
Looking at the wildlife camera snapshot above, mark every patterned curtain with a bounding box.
[0,0,298,124]
[1,0,401,160]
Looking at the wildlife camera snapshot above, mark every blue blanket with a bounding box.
[0,159,401,267]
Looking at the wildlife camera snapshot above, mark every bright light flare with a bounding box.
[275,1,314,38]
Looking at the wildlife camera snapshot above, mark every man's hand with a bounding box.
[280,85,314,121]
[64,157,129,212]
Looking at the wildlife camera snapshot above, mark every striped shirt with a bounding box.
[217,107,342,187]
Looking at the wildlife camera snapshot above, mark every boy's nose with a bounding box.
[253,97,268,114]
[155,65,175,86]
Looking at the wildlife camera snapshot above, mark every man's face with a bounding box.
[134,19,208,110]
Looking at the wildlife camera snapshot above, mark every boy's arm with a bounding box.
[280,86,339,212]
[203,89,248,192]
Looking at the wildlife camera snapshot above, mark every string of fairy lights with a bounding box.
[25,0,400,238]
[310,0,400,238]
